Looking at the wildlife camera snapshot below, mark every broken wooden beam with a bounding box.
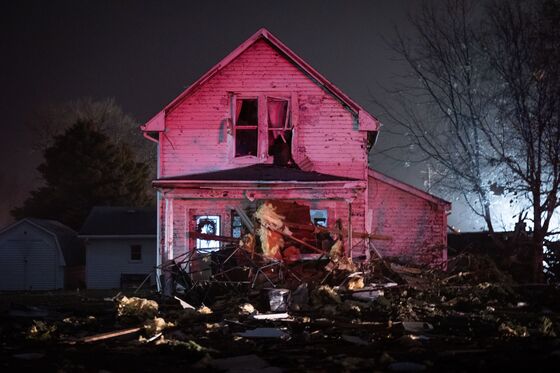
[79,327,142,343]
[266,225,326,255]
[189,232,240,243]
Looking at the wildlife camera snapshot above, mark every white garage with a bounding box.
[0,218,84,291]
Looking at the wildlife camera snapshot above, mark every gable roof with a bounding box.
[368,168,451,208]
[155,163,359,184]
[0,218,85,266]
[79,206,156,237]
[141,28,380,133]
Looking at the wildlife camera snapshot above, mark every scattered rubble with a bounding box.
[2,213,560,372]
[116,296,159,320]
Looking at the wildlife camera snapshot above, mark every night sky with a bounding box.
[0,0,480,229]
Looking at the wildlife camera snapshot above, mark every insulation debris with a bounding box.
[117,296,159,320]
[144,317,175,337]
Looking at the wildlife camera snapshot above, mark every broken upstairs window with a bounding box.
[235,98,258,157]
[267,97,293,165]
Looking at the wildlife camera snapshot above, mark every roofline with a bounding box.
[154,179,359,184]
[141,27,380,132]
[0,219,67,266]
[79,234,156,239]
[368,168,452,207]
[153,179,365,190]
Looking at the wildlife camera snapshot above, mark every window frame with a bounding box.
[230,93,297,163]
[130,244,142,262]
[194,215,222,253]
[233,96,259,158]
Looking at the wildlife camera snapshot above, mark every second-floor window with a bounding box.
[233,95,293,162]
[234,98,259,157]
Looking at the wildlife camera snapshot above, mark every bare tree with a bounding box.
[373,0,499,231]
[481,0,560,280]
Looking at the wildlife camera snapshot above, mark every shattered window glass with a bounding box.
[267,98,292,164]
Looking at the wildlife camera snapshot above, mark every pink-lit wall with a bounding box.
[368,174,448,265]
[160,39,367,180]
[151,35,450,267]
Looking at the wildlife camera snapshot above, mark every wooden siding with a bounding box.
[161,39,367,180]
[0,222,63,290]
[86,238,156,289]
[161,193,367,261]
[368,176,447,264]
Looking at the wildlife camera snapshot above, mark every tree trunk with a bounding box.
[532,194,544,283]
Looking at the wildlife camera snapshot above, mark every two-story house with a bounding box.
[140,28,451,289]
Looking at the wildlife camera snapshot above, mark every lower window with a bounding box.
[195,215,221,252]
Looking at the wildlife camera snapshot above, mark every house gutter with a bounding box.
[143,132,159,144]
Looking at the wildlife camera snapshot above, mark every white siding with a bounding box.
[86,238,156,289]
[0,222,63,290]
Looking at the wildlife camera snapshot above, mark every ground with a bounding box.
[2,257,560,372]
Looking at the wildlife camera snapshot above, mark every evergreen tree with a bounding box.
[12,121,151,229]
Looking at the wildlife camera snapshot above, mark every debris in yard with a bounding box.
[197,305,213,314]
[3,240,560,372]
[238,303,256,315]
[26,320,57,341]
[143,317,174,337]
[174,296,195,310]
[352,290,384,302]
[400,321,434,334]
[79,327,142,343]
[539,316,556,337]
[117,296,159,320]
[290,283,309,310]
[253,313,290,320]
[499,322,529,337]
[267,288,290,312]
[311,285,342,305]
[236,327,289,339]
[346,273,365,290]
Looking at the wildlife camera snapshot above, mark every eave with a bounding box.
[140,28,380,133]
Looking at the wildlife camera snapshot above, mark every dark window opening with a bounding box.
[236,99,258,125]
[235,129,258,156]
[231,211,243,238]
[130,245,142,261]
[267,98,293,165]
[235,99,258,157]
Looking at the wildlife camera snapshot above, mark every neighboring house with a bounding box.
[0,218,85,291]
[140,28,451,277]
[80,207,156,289]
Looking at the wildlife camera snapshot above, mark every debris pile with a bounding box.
[3,254,560,372]
[3,204,560,371]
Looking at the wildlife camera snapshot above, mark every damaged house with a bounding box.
[140,28,450,289]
